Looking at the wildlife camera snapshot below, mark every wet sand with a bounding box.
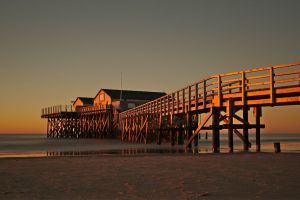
[0,153,300,200]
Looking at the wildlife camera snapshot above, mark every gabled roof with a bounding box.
[73,97,94,105]
[96,89,166,101]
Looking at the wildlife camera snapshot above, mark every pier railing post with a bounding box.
[270,67,275,104]
[242,71,246,105]
[218,75,222,107]
[203,80,206,109]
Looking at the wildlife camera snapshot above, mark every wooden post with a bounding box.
[193,114,198,147]
[228,100,234,152]
[157,114,162,145]
[188,86,191,111]
[176,129,180,145]
[182,89,185,113]
[144,114,149,144]
[256,106,262,152]
[170,114,175,146]
[203,80,206,109]
[47,118,50,138]
[212,107,220,153]
[270,67,275,104]
[195,83,199,110]
[172,93,175,114]
[186,111,192,149]
[242,72,246,105]
[177,91,180,114]
[243,106,249,151]
[274,142,281,153]
[218,75,222,107]
[177,119,184,145]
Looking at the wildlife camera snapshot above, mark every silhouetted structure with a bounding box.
[42,61,300,152]
[42,89,166,139]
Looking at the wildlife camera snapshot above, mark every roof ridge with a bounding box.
[102,88,165,93]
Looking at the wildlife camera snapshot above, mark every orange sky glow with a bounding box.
[0,1,299,134]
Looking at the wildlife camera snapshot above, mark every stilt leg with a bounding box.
[186,112,192,149]
[243,106,249,151]
[212,107,220,153]
[256,106,261,152]
[228,100,234,152]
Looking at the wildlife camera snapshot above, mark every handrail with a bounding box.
[120,61,300,118]
[41,104,112,116]
[79,104,112,113]
[41,105,73,116]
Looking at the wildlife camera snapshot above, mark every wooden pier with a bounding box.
[42,105,116,139]
[42,61,300,152]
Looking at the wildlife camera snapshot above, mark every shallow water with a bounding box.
[0,133,299,158]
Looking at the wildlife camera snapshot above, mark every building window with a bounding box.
[100,94,105,101]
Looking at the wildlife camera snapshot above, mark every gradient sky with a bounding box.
[0,0,299,134]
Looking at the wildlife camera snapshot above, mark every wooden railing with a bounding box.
[120,61,300,118]
[41,105,73,116]
[79,104,112,113]
[41,104,113,116]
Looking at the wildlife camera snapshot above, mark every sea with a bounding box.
[0,133,300,158]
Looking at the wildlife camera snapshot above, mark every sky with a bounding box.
[0,0,299,134]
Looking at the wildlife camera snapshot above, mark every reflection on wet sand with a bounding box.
[0,146,279,158]
[46,148,187,157]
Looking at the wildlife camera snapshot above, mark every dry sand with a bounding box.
[0,153,300,200]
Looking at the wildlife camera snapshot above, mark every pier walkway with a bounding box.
[42,62,300,152]
[119,62,300,152]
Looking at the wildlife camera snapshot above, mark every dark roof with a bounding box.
[75,97,94,105]
[101,89,166,101]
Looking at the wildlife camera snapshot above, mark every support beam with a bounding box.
[228,100,234,152]
[243,106,249,151]
[157,114,162,145]
[193,114,198,147]
[186,111,193,149]
[255,106,262,152]
[47,118,50,138]
[270,67,275,104]
[176,129,183,145]
[185,110,212,149]
[212,107,220,153]
[170,114,175,146]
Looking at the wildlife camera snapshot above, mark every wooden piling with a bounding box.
[243,106,249,151]
[256,106,262,152]
[170,114,175,146]
[212,107,220,153]
[157,114,162,145]
[274,142,281,153]
[193,114,199,147]
[47,118,50,138]
[186,112,193,149]
[228,100,234,152]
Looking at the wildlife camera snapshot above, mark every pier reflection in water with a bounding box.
[46,148,187,157]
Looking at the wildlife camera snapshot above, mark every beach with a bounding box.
[1,134,300,199]
[0,153,300,200]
